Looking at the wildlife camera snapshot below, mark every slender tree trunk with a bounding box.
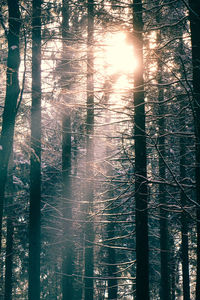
[4,174,14,300]
[62,115,73,300]
[180,193,190,300]
[179,97,190,300]
[175,29,191,300]
[188,2,200,299]
[5,216,14,300]
[170,240,177,300]
[28,0,41,299]
[156,27,170,300]
[132,1,149,299]
[0,0,20,255]
[61,1,73,299]
[84,1,94,299]
[103,81,118,300]
[107,220,117,300]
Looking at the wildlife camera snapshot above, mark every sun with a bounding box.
[105,31,137,75]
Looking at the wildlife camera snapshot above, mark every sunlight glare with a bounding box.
[105,32,137,75]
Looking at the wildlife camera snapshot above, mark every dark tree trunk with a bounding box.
[61,1,73,299]
[156,28,170,300]
[132,1,149,299]
[62,116,73,300]
[188,1,200,299]
[103,82,118,300]
[107,221,117,300]
[0,0,20,254]
[179,97,190,300]
[28,0,41,299]
[175,29,191,300]
[180,195,190,300]
[84,1,94,299]
[4,175,14,300]
[5,217,14,300]
[170,240,177,300]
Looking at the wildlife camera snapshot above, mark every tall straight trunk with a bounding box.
[5,216,14,300]
[176,29,190,300]
[156,28,170,300]
[188,2,200,299]
[61,1,73,299]
[107,221,117,300]
[178,37,190,299]
[4,174,14,300]
[62,115,73,300]
[104,82,118,300]
[132,1,149,299]
[28,0,41,299]
[84,0,94,299]
[0,0,20,254]
[170,239,177,300]
[180,117,190,300]
[106,175,117,299]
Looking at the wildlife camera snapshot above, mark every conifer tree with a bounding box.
[29,0,42,299]
[132,0,149,299]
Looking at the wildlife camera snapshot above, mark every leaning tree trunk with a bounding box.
[132,1,149,299]
[28,0,41,299]
[0,0,20,255]
[61,1,74,299]
[84,0,94,299]
[188,1,200,299]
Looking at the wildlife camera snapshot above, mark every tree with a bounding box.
[178,38,190,300]
[28,0,41,299]
[156,8,170,299]
[0,0,21,254]
[132,0,149,299]
[84,0,95,299]
[61,0,74,298]
[4,165,14,300]
[1,0,200,298]
[189,1,200,299]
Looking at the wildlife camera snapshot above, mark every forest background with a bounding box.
[0,0,200,299]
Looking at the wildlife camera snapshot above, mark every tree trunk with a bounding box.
[132,1,149,299]
[0,0,20,255]
[188,1,200,299]
[62,115,73,300]
[156,27,170,300]
[179,96,190,300]
[28,0,41,299]
[4,174,14,300]
[61,1,74,299]
[103,80,118,300]
[84,1,94,299]
[107,221,117,300]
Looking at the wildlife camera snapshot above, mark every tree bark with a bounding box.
[4,174,14,300]
[132,1,149,299]
[62,115,73,300]
[179,95,190,300]
[84,1,94,299]
[104,86,118,299]
[0,0,20,255]
[188,1,200,299]
[28,0,41,299]
[107,221,117,300]
[61,1,74,299]
[156,27,170,300]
